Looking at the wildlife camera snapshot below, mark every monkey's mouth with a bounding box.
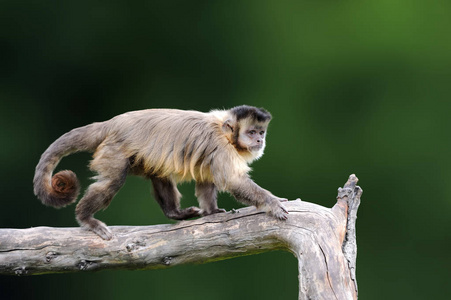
[249,145,263,152]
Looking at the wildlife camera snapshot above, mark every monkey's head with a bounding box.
[222,105,272,162]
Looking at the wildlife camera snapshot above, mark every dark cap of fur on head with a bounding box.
[230,105,272,123]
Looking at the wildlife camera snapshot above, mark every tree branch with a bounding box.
[0,174,362,300]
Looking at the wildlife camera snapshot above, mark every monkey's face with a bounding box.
[237,123,268,157]
[222,115,270,162]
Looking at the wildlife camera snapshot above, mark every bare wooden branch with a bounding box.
[0,174,362,300]
[338,174,362,294]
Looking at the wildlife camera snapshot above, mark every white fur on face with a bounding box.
[238,119,269,163]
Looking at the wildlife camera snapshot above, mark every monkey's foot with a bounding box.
[183,206,203,218]
[167,207,203,220]
[92,226,114,240]
[202,208,227,216]
[80,218,113,240]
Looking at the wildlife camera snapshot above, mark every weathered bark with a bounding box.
[0,174,362,300]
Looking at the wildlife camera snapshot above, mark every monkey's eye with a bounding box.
[260,131,265,135]
[248,130,256,135]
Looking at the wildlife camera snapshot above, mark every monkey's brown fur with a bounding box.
[34,105,288,240]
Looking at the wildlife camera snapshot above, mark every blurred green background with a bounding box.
[1,0,450,299]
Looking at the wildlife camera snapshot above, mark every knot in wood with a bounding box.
[162,256,173,265]
[14,267,27,276]
[126,243,136,252]
[78,260,94,271]
[126,240,146,252]
[45,251,58,263]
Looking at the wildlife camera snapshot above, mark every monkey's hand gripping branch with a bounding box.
[0,174,361,300]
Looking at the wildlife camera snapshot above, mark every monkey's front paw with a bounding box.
[269,202,289,221]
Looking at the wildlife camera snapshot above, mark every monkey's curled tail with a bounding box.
[33,123,107,208]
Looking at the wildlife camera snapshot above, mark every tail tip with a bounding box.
[52,170,80,196]
[35,170,80,208]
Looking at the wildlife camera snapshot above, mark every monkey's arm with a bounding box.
[229,177,288,220]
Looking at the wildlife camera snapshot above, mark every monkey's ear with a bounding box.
[222,119,234,133]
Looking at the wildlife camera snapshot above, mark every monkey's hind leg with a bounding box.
[75,150,128,240]
[151,176,202,220]
[195,182,226,216]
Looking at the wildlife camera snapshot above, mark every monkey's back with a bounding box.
[103,109,247,185]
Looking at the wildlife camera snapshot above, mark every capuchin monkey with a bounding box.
[33,105,288,240]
